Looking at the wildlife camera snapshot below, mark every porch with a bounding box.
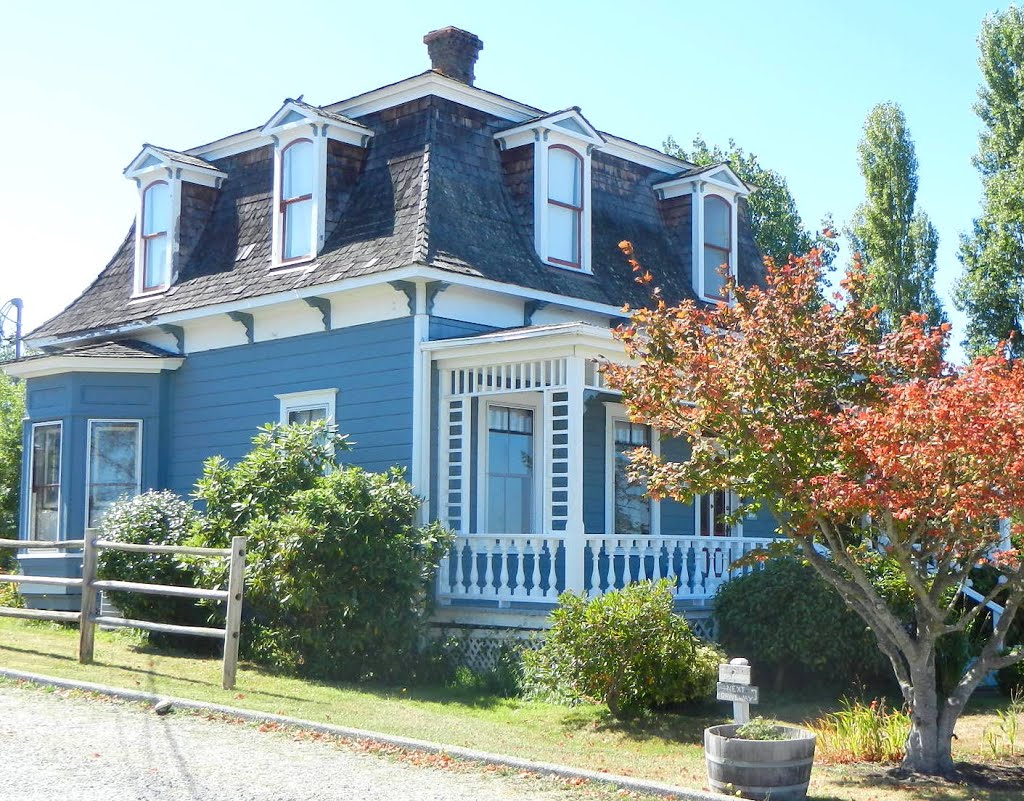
[424,323,776,615]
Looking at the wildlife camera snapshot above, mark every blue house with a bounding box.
[4,27,777,635]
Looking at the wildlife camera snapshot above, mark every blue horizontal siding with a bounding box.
[166,317,414,496]
[582,396,605,534]
[429,317,497,341]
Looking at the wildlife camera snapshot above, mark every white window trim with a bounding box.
[694,489,743,539]
[603,403,660,538]
[132,179,180,296]
[270,127,328,269]
[476,393,543,535]
[534,135,594,274]
[692,182,740,303]
[28,420,62,543]
[276,388,338,424]
[84,419,143,531]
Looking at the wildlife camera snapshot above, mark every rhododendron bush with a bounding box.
[604,243,1024,776]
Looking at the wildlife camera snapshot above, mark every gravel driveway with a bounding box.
[0,683,598,801]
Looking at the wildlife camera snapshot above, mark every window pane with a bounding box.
[144,235,169,288]
[284,198,313,260]
[288,406,327,425]
[283,140,314,199]
[88,422,140,528]
[487,406,534,534]
[548,147,581,206]
[142,183,169,236]
[614,447,650,536]
[31,424,61,541]
[548,203,580,264]
[704,246,729,298]
[704,196,731,249]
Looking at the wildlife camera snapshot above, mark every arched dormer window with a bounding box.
[547,145,584,268]
[703,195,732,301]
[280,139,314,262]
[141,181,171,291]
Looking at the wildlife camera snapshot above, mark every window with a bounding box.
[698,490,732,538]
[86,421,142,528]
[280,139,314,262]
[485,405,535,534]
[141,181,170,290]
[547,146,583,268]
[29,422,62,541]
[612,420,651,536]
[703,195,732,300]
[276,389,337,426]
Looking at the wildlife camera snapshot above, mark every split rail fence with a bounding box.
[0,535,246,689]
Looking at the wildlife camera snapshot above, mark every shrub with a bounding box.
[809,698,911,763]
[715,558,890,691]
[523,579,721,718]
[997,657,1024,697]
[96,491,210,647]
[194,425,451,682]
[735,717,786,740]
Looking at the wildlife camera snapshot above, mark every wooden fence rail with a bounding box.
[0,535,246,689]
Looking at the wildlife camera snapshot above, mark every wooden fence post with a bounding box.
[222,536,246,690]
[78,534,99,664]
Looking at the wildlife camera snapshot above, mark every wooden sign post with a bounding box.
[717,657,758,724]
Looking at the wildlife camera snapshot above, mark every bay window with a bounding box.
[86,420,142,528]
[29,422,62,541]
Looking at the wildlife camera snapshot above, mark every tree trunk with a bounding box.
[901,660,956,775]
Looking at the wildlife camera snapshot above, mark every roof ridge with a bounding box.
[414,143,431,264]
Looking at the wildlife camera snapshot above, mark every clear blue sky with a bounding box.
[0,0,1010,361]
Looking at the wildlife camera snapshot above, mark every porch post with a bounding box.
[564,355,586,593]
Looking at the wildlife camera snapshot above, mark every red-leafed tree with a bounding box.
[603,243,1024,776]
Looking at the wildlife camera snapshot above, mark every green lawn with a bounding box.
[1,618,1021,801]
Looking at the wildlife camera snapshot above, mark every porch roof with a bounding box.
[422,321,625,366]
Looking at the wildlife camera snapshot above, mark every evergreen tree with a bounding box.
[849,103,945,332]
[956,7,1024,357]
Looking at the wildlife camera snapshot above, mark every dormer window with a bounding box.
[703,195,732,300]
[494,108,604,273]
[124,145,227,297]
[141,181,171,290]
[281,139,314,261]
[547,146,584,268]
[653,163,750,303]
[261,98,373,268]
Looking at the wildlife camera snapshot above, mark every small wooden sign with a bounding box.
[718,663,752,684]
[716,681,760,704]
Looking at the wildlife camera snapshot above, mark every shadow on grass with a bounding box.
[557,700,730,745]
[821,761,1024,800]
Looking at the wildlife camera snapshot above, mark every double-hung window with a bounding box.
[86,420,142,528]
[280,139,314,262]
[612,420,652,537]
[547,145,584,268]
[141,181,170,291]
[485,404,535,534]
[29,423,62,541]
[703,195,732,300]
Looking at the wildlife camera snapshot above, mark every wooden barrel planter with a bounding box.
[704,724,816,801]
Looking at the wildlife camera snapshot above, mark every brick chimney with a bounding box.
[423,26,483,86]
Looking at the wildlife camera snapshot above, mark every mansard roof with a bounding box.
[30,77,764,342]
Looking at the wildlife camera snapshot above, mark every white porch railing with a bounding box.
[437,534,775,605]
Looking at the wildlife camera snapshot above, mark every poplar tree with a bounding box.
[956,7,1024,357]
[849,103,945,332]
